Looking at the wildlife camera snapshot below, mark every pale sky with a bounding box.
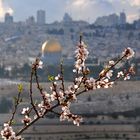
[1,0,140,23]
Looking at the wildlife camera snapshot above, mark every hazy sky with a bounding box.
[0,0,140,23]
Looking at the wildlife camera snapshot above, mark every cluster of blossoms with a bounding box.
[1,123,22,140]
[37,92,52,116]
[53,76,83,125]
[74,41,89,74]
[96,69,114,89]
[84,75,114,90]
[60,106,83,126]
[96,78,114,89]
[47,41,90,125]
[21,116,31,126]
[50,83,64,102]
[1,36,136,139]
[21,107,32,126]
[117,64,135,81]
[73,41,118,91]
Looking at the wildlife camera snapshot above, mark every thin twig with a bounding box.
[16,103,59,136]
[9,91,21,126]
[53,82,60,104]
[95,55,126,82]
[60,62,65,94]
[29,65,40,117]
[34,64,44,96]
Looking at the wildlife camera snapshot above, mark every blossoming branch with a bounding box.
[1,36,135,140]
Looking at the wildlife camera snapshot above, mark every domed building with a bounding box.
[41,39,62,65]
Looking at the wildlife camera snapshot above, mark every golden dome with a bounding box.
[41,39,62,53]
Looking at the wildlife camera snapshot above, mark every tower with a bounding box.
[120,11,126,25]
[37,10,46,25]
[4,13,13,24]
[63,13,73,23]
[26,16,35,25]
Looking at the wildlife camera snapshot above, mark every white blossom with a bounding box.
[74,85,78,89]
[73,69,76,73]
[55,74,61,80]
[117,71,124,78]
[73,116,83,126]
[106,70,113,79]
[124,74,130,80]
[85,78,96,90]
[104,84,109,88]
[50,91,57,101]
[50,86,53,91]
[122,47,135,59]
[75,77,83,82]
[21,107,29,115]
[109,60,115,66]
[97,84,101,89]
[38,60,43,69]
[53,81,57,85]
[22,115,31,125]
[59,91,64,98]
[104,78,109,83]
[55,76,59,80]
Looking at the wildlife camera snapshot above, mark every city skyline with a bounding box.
[0,0,140,23]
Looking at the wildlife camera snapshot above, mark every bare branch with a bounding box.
[9,89,22,126]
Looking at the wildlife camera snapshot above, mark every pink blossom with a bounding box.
[1,123,22,140]
[22,115,31,125]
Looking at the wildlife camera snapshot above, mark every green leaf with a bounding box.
[18,84,23,93]
[48,75,54,81]
[11,120,16,125]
